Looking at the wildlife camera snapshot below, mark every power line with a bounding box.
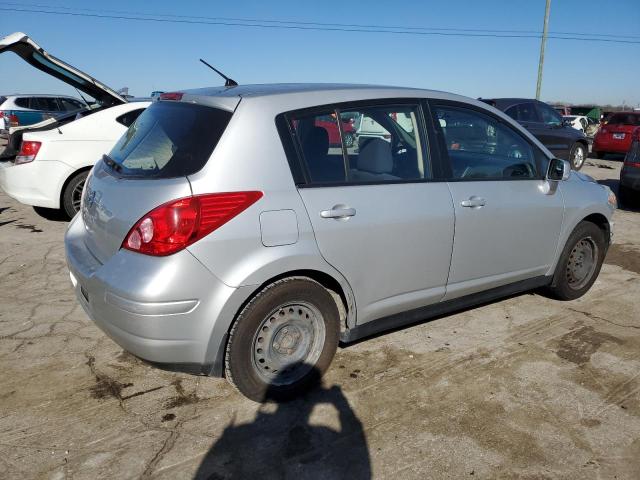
[2,6,640,44]
[4,1,640,40]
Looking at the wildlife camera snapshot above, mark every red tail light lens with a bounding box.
[122,191,263,256]
[15,141,42,164]
[8,114,19,127]
[159,92,184,101]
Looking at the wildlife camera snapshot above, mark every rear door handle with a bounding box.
[460,196,486,208]
[320,206,356,219]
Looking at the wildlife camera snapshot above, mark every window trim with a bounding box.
[276,98,437,188]
[429,99,547,182]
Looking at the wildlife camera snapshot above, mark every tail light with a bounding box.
[159,92,184,101]
[122,191,263,256]
[8,114,19,127]
[15,141,42,165]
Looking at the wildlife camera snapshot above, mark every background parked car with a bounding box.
[0,100,149,218]
[482,98,589,170]
[593,112,640,159]
[619,129,640,205]
[0,94,85,130]
[0,31,136,218]
[563,115,589,132]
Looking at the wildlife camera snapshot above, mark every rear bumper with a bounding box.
[64,214,254,375]
[593,136,631,154]
[0,159,71,209]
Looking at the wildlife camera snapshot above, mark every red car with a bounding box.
[314,114,356,147]
[593,112,640,158]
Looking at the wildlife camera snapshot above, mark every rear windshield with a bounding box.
[608,113,640,126]
[107,101,232,178]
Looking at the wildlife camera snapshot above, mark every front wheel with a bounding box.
[547,221,607,300]
[224,278,340,402]
[61,170,89,219]
[570,142,587,170]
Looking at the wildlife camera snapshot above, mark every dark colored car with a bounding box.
[593,112,640,159]
[619,128,640,205]
[482,98,589,170]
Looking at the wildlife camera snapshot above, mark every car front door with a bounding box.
[534,101,575,159]
[430,101,564,301]
[288,101,455,325]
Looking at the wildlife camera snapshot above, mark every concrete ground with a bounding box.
[0,157,639,479]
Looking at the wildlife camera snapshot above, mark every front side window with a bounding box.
[538,103,563,127]
[289,103,428,185]
[434,106,537,180]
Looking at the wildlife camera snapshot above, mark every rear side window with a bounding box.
[434,106,538,180]
[288,103,429,185]
[108,102,231,178]
[15,97,30,108]
[116,108,145,127]
[60,98,83,111]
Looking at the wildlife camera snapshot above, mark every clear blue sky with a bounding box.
[1,0,639,106]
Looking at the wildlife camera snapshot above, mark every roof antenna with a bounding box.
[199,59,238,87]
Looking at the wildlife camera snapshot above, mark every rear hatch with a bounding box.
[0,32,126,107]
[81,99,235,263]
[601,113,640,141]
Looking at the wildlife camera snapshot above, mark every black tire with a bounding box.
[224,277,340,402]
[61,170,89,219]
[547,221,607,300]
[570,142,587,170]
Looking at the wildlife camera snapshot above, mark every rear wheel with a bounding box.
[224,277,340,402]
[570,142,587,170]
[61,170,88,219]
[547,221,606,300]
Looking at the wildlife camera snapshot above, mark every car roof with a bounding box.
[5,94,81,98]
[181,83,467,99]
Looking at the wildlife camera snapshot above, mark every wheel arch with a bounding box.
[582,212,611,245]
[206,267,356,378]
[58,165,92,210]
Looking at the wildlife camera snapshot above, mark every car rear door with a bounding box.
[430,101,564,300]
[288,100,454,326]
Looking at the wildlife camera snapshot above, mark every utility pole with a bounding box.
[536,0,551,100]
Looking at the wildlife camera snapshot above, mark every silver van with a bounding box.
[65,84,616,401]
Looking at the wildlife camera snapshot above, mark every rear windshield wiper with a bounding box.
[103,154,122,173]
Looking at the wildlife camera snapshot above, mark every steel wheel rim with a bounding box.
[566,236,598,290]
[251,301,326,386]
[573,145,585,169]
[72,179,85,213]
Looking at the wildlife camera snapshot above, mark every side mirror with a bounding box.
[547,158,571,181]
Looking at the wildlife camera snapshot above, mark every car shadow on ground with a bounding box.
[194,365,371,479]
[32,206,69,222]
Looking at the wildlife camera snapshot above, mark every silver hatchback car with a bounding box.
[65,84,616,401]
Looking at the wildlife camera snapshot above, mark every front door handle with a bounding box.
[460,196,486,208]
[320,206,356,219]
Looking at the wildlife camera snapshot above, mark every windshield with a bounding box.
[108,101,232,178]
[607,113,640,126]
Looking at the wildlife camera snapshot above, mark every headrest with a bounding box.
[304,126,329,157]
[358,138,393,173]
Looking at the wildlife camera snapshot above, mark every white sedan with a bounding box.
[0,101,149,217]
[0,32,150,218]
[563,115,589,133]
